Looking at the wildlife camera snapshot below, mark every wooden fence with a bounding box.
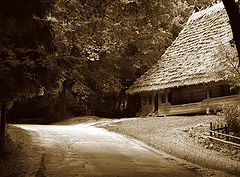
[209,122,240,148]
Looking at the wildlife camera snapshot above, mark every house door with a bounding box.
[154,94,158,112]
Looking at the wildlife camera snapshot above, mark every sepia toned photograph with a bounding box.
[0,0,240,176]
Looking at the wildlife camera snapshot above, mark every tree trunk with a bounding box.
[117,97,121,110]
[1,102,6,138]
[222,0,240,64]
[122,96,125,109]
[62,81,67,116]
[0,101,7,151]
[59,81,67,119]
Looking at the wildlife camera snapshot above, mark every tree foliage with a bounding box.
[2,0,219,120]
[0,0,61,140]
[48,0,199,116]
[0,0,61,103]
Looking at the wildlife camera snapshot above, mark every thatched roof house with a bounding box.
[127,2,240,116]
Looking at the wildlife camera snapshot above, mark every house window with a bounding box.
[161,94,166,103]
[168,93,172,103]
[209,90,213,98]
[148,95,152,105]
[143,96,147,105]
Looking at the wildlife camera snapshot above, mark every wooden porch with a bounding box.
[138,94,240,117]
[157,94,240,116]
[138,83,240,117]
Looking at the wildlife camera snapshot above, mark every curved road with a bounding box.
[16,123,202,177]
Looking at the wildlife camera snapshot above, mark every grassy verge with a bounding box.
[99,115,240,176]
[0,125,43,177]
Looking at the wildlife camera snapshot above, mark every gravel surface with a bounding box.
[99,115,240,176]
[15,123,204,177]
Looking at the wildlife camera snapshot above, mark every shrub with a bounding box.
[220,104,240,136]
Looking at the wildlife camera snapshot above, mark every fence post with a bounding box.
[226,124,230,141]
[210,122,212,137]
[220,123,223,138]
[213,123,215,137]
[224,124,229,141]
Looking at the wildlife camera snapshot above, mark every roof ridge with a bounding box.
[187,2,225,25]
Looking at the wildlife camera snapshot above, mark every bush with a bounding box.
[220,104,240,136]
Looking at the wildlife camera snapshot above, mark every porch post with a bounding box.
[165,89,170,103]
[140,94,144,110]
[158,91,162,104]
[158,91,161,112]
[152,93,154,104]
[152,93,155,111]
[165,93,168,103]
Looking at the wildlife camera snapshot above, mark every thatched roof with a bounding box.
[127,2,238,95]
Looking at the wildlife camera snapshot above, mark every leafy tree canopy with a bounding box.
[0,0,218,117]
[47,0,217,115]
[0,0,61,104]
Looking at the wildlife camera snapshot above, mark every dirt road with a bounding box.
[16,123,202,177]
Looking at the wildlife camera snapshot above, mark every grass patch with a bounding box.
[0,125,43,177]
[99,115,240,176]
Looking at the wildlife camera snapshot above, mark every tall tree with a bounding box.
[0,0,60,146]
[222,0,240,64]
